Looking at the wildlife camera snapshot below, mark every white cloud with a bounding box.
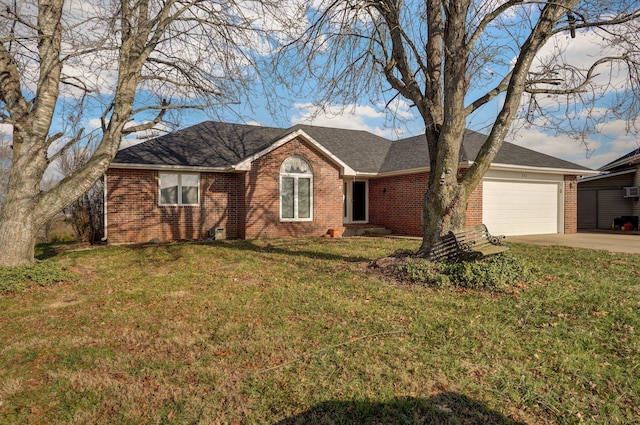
[291,102,419,138]
[0,124,13,136]
[119,121,170,150]
[87,118,102,130]
[243,120,263,127]
[529,27,633,99]
[508,119,640,169]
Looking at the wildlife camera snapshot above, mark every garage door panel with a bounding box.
[483,180,559,236]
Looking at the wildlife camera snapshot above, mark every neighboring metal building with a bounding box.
[578,148,640,230]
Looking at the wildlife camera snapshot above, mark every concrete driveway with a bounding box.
[506,230,640,254]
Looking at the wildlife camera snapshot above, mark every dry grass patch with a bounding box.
[1,238,639,424]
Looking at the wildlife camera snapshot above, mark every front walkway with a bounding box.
[506,230,640,254]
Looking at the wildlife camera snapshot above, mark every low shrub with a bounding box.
[50,232,76,243]
[394,259,452,288]
[393,252,538,291]
[0,260,79,294]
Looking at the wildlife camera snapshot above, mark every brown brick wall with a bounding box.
[106,169,241,244]
[369,170,483,236]
[369,173,427,236]
[107,161,578,242]
[243,137,344,239]
[466,183,483,226]
[564,175,578,234]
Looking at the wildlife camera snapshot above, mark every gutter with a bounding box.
[481,162,600,176]
[599,154,640,172]
[109,162,236,173]
[578,168,633,183]
[101,173,108,242]
[373,161,597,179]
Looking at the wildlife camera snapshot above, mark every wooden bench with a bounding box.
[429,224,509,262]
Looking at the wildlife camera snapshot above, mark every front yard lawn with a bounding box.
[1,237,638,424]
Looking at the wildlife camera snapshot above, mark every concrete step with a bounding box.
[343,226,392,237]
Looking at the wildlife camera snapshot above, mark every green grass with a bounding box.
[1,237,638,424]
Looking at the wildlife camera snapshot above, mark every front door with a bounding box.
[343,180,368,223]
[352,181,367,222]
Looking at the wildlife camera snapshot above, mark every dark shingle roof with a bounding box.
[380,129,592,173]
[289,124,391,173]
[113,121,284,168]
[113,121,592,174]
[460,129,593,171]
[379,134,430,173]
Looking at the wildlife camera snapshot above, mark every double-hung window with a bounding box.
[159,172,199,206]
[280,156,313,221]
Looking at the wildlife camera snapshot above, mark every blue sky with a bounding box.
[4,1,638,174]
[118,23,639,172]
[167,90,638,171]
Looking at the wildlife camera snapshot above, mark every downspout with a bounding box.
[101,173,108,242]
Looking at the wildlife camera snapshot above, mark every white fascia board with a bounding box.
[234,129,357,176]
[578,168,634,183]
[600,154,640,171]
[487,162,600,176]
[361,161,597,179]
[109,162,236,173]
[375,167,430,178]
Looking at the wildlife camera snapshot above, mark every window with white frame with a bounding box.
[159,172,200,206]
[280,156,313,221]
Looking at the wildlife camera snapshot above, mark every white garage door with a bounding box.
[483,180,560,236]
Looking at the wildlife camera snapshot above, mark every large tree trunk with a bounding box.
[0,201,39,267]
[419,184,468,256]
[0,133,45,266]
[417,0,471,257]
[0,0,145,267]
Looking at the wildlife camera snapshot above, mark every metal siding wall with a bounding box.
[577,190,597,229]
[597,189,633,229]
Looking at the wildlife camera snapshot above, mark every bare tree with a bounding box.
[58,132,104,244]
[36,173,66,244]
[0,0,298,266]
[284,0,640,256]
[0,130,10,210]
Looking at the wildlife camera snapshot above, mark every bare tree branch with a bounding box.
[525,55,631,95]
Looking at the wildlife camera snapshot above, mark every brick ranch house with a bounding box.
[105,121,596,244]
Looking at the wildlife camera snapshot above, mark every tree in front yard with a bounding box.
[0,131,10,211]
[0,0,296,266]
[284,0,640,256]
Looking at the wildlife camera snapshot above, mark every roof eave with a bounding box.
[578,168,634,183]
[369,159,594,178]
[599,154,640,171]
[487,162,599,176]
[109,162,237,173]
[375,166,430,178]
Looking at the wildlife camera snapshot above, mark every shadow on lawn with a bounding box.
[274,393,525,425]
[195,239,373,263]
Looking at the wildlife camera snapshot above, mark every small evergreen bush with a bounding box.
[0,260,79,294]
[394,259,452,288]
[393,252,538,291]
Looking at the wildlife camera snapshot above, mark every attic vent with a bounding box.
[623,186,640,198]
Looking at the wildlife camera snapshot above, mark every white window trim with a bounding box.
[158,172,200,206]
[280,157,314,222]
